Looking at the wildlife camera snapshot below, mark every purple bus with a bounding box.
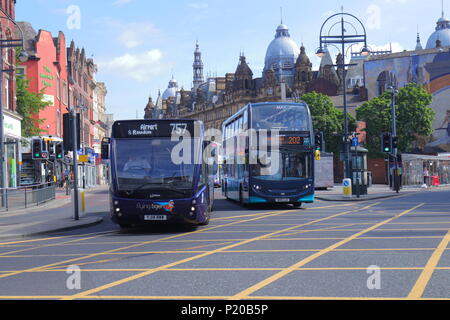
[102,120,215,228]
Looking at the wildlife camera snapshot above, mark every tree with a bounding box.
[301,91,356,154]
[15,49,48,137]
[356,83,434,158]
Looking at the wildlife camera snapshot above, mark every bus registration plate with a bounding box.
[144,215,168,221]
[275,198,290,203]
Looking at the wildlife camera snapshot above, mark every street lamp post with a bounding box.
[316,11,370,184]
[388,84,400,193]
[0,17,28,204]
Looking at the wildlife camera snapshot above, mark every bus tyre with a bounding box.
[239,187,244,205]
[199,211,210,226]
[119,223,132,229]
[292,203,302,209]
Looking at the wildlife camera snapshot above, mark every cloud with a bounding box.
[117,22,160,48]
[113,0,132,6]
[188,3,209,9]
[366,4,382,30]
[97,50,172,82]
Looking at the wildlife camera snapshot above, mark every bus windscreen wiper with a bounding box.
[127,182,188,196]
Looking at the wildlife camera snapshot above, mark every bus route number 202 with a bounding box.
[225,304,269,316]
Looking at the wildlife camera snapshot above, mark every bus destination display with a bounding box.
[113,121,196,138]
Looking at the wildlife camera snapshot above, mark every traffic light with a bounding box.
[315,132,324,152]
[392,136,398,149]
[32,139,42,159]
[55,142,64,160]
[381,133,392,153]
[48,140,55,159]
[63,113,81,151]
[31,138,49,160]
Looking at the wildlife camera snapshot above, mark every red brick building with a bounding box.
[17,22,68,138]
[1,1,17,113]
[67,41,96,149]
[1,0,21,188]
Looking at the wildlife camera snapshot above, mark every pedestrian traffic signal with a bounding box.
[315,132,324,152]
[381,133,392,153]
[32,138,49,160]
[55,142,64,160]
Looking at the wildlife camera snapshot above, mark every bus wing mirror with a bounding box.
[101,137,110,160]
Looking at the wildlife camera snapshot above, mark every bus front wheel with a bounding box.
[292,203,302,209]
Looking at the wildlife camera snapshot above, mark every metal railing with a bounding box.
[0,183,56,212]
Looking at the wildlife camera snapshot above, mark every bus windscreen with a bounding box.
[113,138,199,195]
[251,104,310,131]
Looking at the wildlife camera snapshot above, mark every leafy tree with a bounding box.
[356,83,434,158]
[15,49,48,137]
[301,91,356,154]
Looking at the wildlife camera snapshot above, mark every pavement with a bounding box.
[315,184,450,201]
[0,185,108,240]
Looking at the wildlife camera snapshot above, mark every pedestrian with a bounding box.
[422,167,429,188]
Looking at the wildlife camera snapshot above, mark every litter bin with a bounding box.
[432,176,440,186]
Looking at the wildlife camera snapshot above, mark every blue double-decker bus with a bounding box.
[103,119,215,228]
[222,102,315,208]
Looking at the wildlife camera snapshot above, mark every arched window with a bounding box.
[377,71,397,96]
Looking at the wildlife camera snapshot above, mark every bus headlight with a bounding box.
[115,208,120,212]
[114,201,119,205]
[191,207,196,212]
[192,200,197,205]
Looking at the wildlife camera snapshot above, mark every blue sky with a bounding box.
[16,0,448,120]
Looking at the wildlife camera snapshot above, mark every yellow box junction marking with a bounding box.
[407,229,450,299]
[230,203,424,300]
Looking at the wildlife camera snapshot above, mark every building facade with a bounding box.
[18,23,68,139]
[1,0,22,188]
[93,81,108,185]
[364,11,450,153]
[145,23,347,133]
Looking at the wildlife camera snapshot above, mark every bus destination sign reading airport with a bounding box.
[113,121,196,138]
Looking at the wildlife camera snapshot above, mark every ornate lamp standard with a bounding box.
[0,17,28,201]
[316,11,370,181]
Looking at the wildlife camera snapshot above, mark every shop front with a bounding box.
[3,111,22,188]
[402,154,450,187]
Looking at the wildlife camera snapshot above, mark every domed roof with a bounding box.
[162,78,179,100]
[426,16,450,49]
[264,24,300,71]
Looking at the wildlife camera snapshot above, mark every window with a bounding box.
[16,66,26,78]
[56,109,61,137]
[4,74,9,110]
[62,81,67,105]
[56,76,60,101]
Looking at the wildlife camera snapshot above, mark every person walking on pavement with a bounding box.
[423,167,429,188]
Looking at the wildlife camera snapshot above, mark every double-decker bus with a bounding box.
[222,102,315,208]
[103,120,215,228]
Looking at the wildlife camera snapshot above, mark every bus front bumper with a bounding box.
[110,196,208,226]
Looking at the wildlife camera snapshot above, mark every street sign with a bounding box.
[352,137,359,147]
[79,155,89,163]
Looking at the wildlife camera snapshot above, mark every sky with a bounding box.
[15,0,448,120]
